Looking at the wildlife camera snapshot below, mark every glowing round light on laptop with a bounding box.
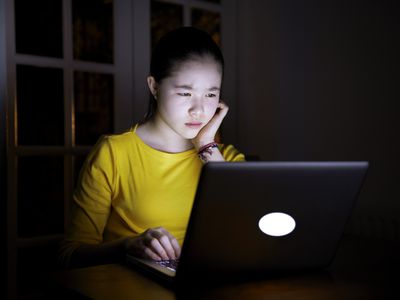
[258,212,296,237]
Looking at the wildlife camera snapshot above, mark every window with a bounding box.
[5,0,133,298]
[150,0,222,47]
[3,1,235,298]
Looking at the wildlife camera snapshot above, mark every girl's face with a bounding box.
[152,57,222,140]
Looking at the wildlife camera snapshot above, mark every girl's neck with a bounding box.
[136,118,194,153]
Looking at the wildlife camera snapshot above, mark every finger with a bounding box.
[171,238,181,258]
[151,229,175,259]
[143,246,162,261]
[161,231,181,258]
[216,101,229,116]
[157,227,181,259]
[207,105,228,130]
[144,229,170,259]
[127,236,163,261]
[158,235,177,260]
[218,100,228,109]
[148,237,170,260]
[218,100,226,107]
[157,228,181,258]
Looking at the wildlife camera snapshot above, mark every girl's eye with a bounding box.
[178,93,191,97]
[206,93,217,98]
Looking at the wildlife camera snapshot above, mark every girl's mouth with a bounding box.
[185,122,203,128]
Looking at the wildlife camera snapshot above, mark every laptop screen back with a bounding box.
[176,161,368,280]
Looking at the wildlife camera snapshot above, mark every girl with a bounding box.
[59,27,245,268]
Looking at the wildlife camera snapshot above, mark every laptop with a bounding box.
[126,161,369,286]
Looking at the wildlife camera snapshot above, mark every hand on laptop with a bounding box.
[125,227,181,261]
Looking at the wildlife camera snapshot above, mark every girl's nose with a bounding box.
[189,100,204,117]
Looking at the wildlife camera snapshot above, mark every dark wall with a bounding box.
[237,0,400,237]
[1,0,7,296]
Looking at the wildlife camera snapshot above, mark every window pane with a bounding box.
[74,71,114,145]
[17,65,64,146]
[73,0,114,63]
[191,8,221,46]
[151,0,183,50]
[17,156,64,237]
[15,0,63,58]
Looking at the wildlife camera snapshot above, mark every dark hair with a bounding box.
[142,27,224,122]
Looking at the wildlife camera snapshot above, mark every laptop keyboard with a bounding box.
[155,259,179,271]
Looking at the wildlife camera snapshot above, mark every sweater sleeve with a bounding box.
[219,144,246,162]
[58,136,117,268]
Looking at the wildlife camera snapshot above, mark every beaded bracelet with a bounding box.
[198,142,219,154]
[198,142,219,162]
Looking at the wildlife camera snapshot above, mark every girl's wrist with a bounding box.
[123,236,136,254]
[193,140,215,151]
[197,142,219,163]
[198,142,218,153]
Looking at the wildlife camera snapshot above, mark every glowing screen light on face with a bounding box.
[258,212,296,237]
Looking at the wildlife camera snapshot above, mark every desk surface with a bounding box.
[50,235,399,300]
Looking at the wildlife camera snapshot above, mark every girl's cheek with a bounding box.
[211,102,220,113]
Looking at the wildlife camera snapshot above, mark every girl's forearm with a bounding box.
[68,238,128,269]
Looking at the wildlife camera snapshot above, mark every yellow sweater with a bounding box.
[59,125,245,266]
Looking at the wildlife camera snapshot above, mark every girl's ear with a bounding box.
[147,76,158,99]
